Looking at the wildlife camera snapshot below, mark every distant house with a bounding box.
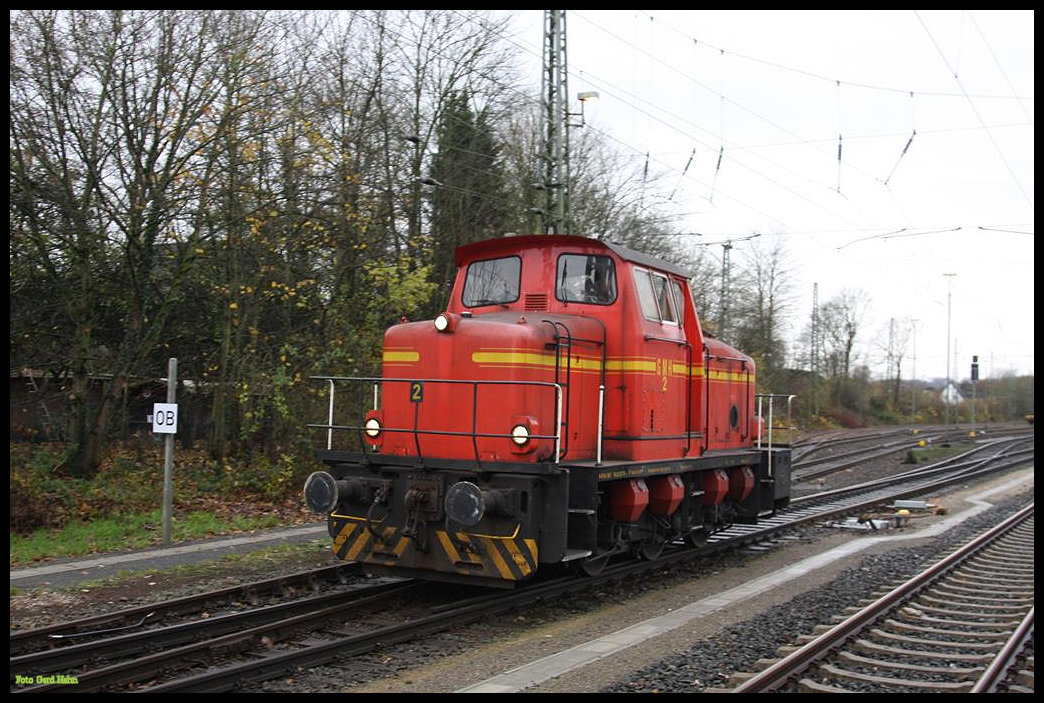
[10,368,64,441]
[10,368,171,442]
[941,380,965,406]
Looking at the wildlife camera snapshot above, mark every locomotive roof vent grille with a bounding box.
[524,293,550,311]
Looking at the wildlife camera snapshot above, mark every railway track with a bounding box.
[717,503,1034,693]
[9,563,361,656]
[11,577,427,693]
[715,434,1034,559]
[791,425,1034,483]
[792,427,923,463]
[10,433,1032,693]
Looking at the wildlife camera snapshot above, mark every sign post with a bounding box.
[970,355,978,429]
[152,359,178,546]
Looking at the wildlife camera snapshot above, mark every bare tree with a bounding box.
[818,289,871,407]
[11,10,227,475]
[201,10,304,459]
[682,246,721,329]
[18,10,826,471]
[731,235,793,391]
[868,317,913,409]
[382,11,516,259]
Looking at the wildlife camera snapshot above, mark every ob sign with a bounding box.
[152,403,179,434]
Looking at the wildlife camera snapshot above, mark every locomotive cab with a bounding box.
[306,235,792,587]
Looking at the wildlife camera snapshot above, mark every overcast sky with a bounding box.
[499,10,1033,383]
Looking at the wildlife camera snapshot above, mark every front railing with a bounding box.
[756,393,796,481]
[756,393,796,449]
[309,376,563,466]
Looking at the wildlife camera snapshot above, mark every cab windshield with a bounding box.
[461,256,520,307]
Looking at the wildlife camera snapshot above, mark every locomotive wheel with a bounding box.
[638,540,666,561]
[579,552,611,576]
[683,531,707,549]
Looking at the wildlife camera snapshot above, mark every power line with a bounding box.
[324,12,1035,251]
[914,10,1033,208]
[574,9,1032,235]
[464,10,873,233]
[634,9,1033,101]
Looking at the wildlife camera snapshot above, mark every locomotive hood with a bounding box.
[376,310,606,463]
[703,335,756,372]
[383,311,606,378]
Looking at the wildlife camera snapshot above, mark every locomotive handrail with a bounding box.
[541,318,608,463]
[756,393,796,479]
[541,320,574,460]
[309,376,563,466]
[755,393,796,448]
[703,345,711,455]
[588,317,608,465]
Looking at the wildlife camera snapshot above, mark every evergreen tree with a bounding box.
[427,91,509,313]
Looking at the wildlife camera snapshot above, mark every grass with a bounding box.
[10,509,284,566]
[903,440,972,465]
[10,440,322,567]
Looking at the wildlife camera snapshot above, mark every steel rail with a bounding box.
[12,580,422,694]
[731,503,1034,693]
[970,607,1035,693]
[9,563,358,653]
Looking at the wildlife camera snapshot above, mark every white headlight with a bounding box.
[434,314,450,332]
[511,424,530,446]
[365,418,381,438]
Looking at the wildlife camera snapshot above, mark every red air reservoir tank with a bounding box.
[610,478,649,522]
[702,469,729,505]
[647,475,685,515]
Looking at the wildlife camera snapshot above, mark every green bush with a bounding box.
[9,440,321,535]
[9,443,81,534]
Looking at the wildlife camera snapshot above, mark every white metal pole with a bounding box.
[327,379,335,450]
[162,358,177,546]
[596,384,605,465]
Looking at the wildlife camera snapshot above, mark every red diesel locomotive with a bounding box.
[305,234,792,587]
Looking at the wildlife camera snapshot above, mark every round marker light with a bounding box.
[364,417,381,438]
[434,314,450,332]
[511,424,530,446]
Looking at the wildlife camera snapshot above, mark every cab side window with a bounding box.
[672,280,686,320]
[634,268,680,325]
[651,273,677,323]
[556,254,617,305]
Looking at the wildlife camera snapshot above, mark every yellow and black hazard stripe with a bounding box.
[331,518,409,564]
[330,514,538,582]
[434,526,539,580]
